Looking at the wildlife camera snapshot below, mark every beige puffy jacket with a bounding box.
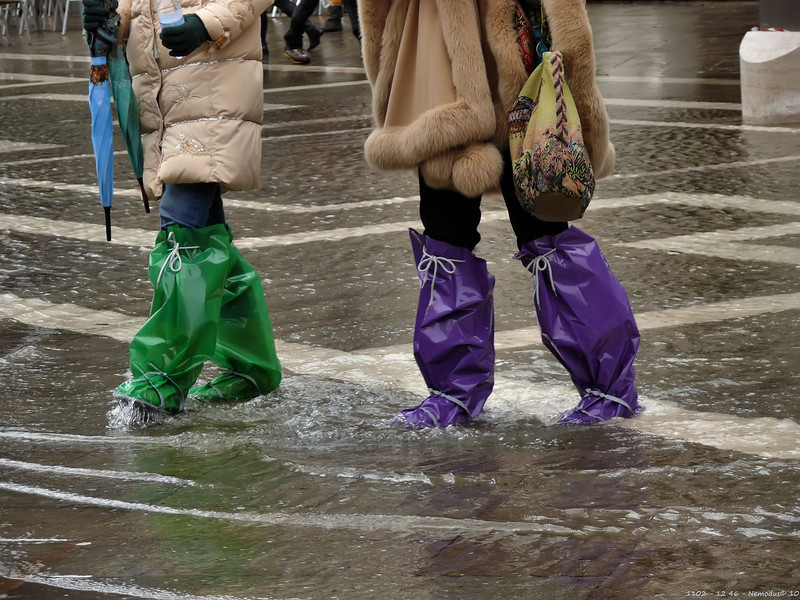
[358,0,615,197]
[117,0,271,200]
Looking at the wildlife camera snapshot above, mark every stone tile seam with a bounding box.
[1,291,799,458]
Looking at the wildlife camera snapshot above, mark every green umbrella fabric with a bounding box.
[107,44,149,213]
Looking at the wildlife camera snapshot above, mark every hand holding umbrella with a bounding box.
[81,0,110,34]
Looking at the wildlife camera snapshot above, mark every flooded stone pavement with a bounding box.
[1,1,800,598]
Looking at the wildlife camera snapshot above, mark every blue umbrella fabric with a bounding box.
[88,54,115,241]
[85,0,149,241]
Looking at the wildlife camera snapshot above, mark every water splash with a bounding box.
[107,400,169,430]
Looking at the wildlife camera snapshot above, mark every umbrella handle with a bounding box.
[104,206,112,241]
[138,178,150,213]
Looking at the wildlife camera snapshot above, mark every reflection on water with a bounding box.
[92,375,800,543]
[3,372,799,598]
[1,0,798,594]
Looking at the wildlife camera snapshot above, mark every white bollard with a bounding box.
[739,30,800,125]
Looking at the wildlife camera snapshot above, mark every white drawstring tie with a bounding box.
[524,249,557,308]
[156,231,199,288]
[417,248,464,309]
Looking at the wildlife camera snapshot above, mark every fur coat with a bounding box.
[118,0,271,200]
[357,0,615,197]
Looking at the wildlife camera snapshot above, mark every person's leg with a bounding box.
[304,21,323,50]
[322,0,342,32]
[274,0,321,42]
[501,154,641,424]
[396,173,495,428]
[418,170,482,251]
[116,183,231,418]
[274,0,324,50]
[260,10,268,50]
[273,0,296,15]
[284,0,323,50]
[515,227,642,424]
[159,182,225,230]
[159,187,280,404]
[189,239,282,402]
[116,223,232,416]
[284,0,317,50]
[340,0,359,40]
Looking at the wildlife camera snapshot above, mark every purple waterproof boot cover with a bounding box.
[516,226,642,424]
[399,229,496,428]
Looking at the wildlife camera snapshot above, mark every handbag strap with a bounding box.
[537,3,551,53]
[550,52,567,141]
[518,0,551,56]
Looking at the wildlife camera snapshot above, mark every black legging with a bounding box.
[340,0,360,40]
[419,152,567,251]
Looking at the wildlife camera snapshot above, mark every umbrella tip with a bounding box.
[104,206,112,241]
[138,179,151,213]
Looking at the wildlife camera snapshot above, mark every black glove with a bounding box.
[160,13,211,57]
[82,0,116,32]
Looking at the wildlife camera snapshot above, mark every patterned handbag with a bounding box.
[508,51,595,221]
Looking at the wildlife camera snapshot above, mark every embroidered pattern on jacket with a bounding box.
[168,82,200,105]
[175,133,210,156]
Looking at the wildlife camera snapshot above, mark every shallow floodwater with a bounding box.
[1,2,800,599]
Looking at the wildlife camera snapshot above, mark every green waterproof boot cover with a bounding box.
[115,224,232,414]
[189,243,282,402]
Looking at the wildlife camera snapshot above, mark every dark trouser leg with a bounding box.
[503,152,641,424]
[273,0,297,14]
[276,0,317,33]
[322,3,342,32]
[399,172,495,428]
[341,0,360,40]
[284,0,318,49]
[159,182,226,230]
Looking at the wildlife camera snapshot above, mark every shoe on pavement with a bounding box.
[284,47,310,65]
[322,19,342,33]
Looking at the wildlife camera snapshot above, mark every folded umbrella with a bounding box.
[85,0,148,241]
[108,43,149,214]
[88,53,114,241]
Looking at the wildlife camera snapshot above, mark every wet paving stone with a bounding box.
[2,1,800,599]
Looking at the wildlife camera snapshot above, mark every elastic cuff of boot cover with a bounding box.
[188,371,262,402]
[558,405,645,425]
[558,389,643,425]
[397,406,472,429]
[397,390,473,429]
[115,371,186,413]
